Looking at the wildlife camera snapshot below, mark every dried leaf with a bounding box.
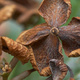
[0,5,16,23]
[69,49,80,57]
[1,37,30,64]
[38,0,71,27]
[16,23,50,45]
[58,17,80,56]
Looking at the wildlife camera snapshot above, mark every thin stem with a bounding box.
[2,74,9,80]
[3,76,8,80]
[10,57,19,70]
[12,69,35,80]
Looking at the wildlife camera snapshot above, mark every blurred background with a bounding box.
[0,0,80,80]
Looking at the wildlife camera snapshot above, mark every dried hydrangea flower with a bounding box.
[1,0,80,80]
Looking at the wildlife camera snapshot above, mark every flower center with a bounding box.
[50,27,59,35]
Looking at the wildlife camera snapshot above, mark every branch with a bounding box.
[10,57,19,70]
[12,69,35,80]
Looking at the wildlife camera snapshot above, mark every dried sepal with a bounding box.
[46,64,74,80]
[0,5,16,23]
[58,17,80,56]
[38,0,71,27]
[48,59,68,80]
[30,34,63,76]
[1,37,30,64]
[16,23,50,45]
[69,49,80,57]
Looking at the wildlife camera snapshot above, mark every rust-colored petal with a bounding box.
[58,17,80,56]
[16,23,50,45]
[46,60,74,80]
[48,59,68,80]
[38,0,71,27]
[1,37,30,64]
[69,49,80,57]
[30,34,63,76]
[0,5,16,24]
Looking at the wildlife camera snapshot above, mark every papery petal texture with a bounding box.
[58,17,80,56]
[30,34,63,76]
[17,23,50,45]
[38,0,71,27]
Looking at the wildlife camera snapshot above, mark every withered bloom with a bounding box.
[0,59,11,76]
[0,0,39,25]
[0,0,80,80]
[0,5,16,24]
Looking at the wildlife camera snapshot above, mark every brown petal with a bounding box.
[69,49,80,57]
[58,17,80,56]
[16,23,50,45]
[47,60,74,80]
[48,59,68,80]
[1,37,30,64]
[0,5,16,24]
[30,34,63,76]
[38,0,71,27]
